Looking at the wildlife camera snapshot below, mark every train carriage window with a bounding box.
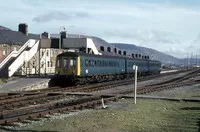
[110,61,112,67]
[94,60,97,66]
[85,59,89,67]
[97,60,100,66]
[114,61,116,67]
[88,60,91,67]
[91,60,94,67]
[93,60,95,67]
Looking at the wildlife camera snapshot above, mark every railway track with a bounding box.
[0,68,191,100]
[0,68,199,125]
[0,68,194,108]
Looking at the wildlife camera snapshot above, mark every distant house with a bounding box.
[0,24,44,63]
[0,24,61,76]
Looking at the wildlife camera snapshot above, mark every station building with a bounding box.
[0,24,148,78]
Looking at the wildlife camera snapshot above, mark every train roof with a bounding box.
[57,52,161,63]
[57,52,126,59]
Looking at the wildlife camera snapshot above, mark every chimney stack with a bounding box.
[18,23,28,35]
[42,32,50,39]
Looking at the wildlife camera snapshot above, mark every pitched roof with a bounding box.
[0,29,29,45]
[0,26,11,30]
[0,25,46,45]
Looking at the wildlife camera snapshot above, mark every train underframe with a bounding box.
[49,71,159,87]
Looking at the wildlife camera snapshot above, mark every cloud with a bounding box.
[75,12,89,18]
[164,47,187,58]
[33,11,89,23]
[104,29,181,45]
[1,0,200,58]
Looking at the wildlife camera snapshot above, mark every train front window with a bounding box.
[63,58,76,68]
[70,59,76,67]
[56,58,61,68]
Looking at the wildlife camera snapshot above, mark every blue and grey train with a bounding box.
[52,52,161,86]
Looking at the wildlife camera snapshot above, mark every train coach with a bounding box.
[51,52,161,86]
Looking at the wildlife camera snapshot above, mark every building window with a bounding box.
[47,50,49,57]
[50,61,53,67]
[123,51,126,56]
[13,47,17,51]
[2,50,6,56]
[47,61,50,67]
[100,46,104,51]
[107,47,111,52]
[42,51,44,56]
[142,56,144,59]
[132,54,135,58]
[41,62,44,68]
[33,61,35,68]
[23,62,26,68]
[118,50,121,55]
[114,48,117,53]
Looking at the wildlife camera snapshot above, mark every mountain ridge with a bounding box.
[110,43,183,65]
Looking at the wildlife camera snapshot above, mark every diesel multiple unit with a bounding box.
[53,52,161,86]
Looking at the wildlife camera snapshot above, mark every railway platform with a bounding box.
[0,76,52,92]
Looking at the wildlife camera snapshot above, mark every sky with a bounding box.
[1,0,200,58]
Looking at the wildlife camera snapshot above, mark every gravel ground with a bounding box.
[148,84,200,98]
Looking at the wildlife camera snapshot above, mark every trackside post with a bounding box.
[101,98,108,109]
[133,65,138,104]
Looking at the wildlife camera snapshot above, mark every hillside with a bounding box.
[111,43,183,65]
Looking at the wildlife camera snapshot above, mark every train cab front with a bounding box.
[54,56,80,86]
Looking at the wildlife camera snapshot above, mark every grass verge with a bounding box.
[5,99,200,132]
